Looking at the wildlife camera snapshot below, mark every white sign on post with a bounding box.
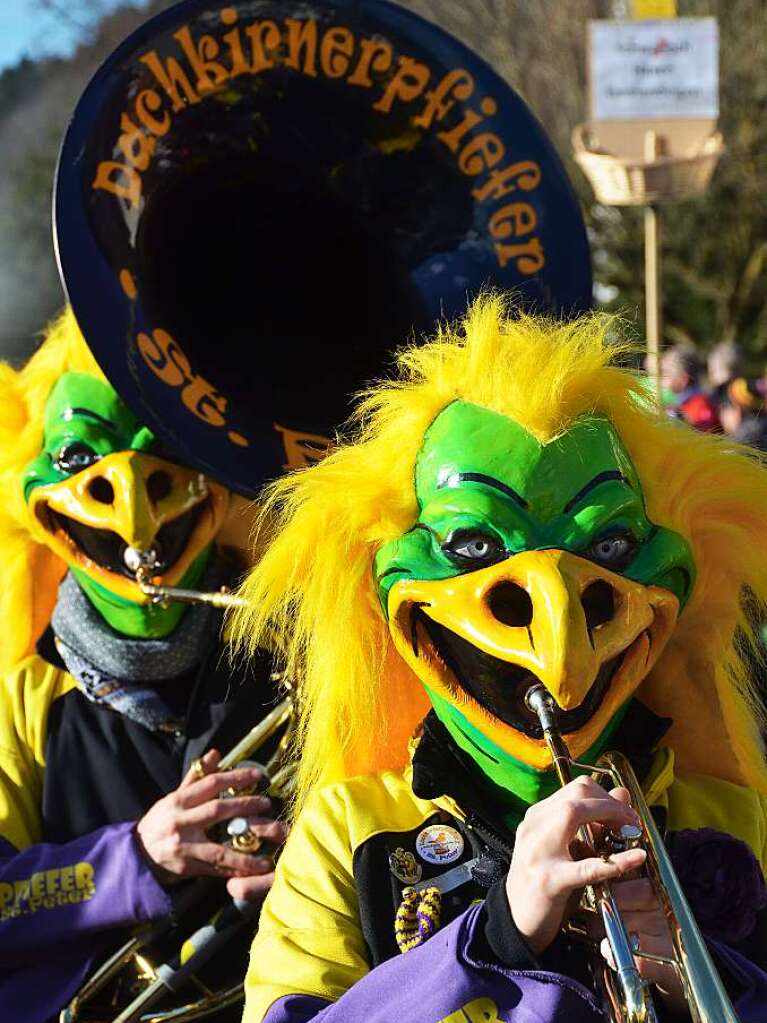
[590,18,718,121]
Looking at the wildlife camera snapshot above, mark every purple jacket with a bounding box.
[259,902,767,1023]
[0,637,281,1021]
[0,825,171,1021]
[242,766,767,1023]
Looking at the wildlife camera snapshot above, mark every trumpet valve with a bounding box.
[600,822,644,857]
[226,816,261,853]
[222,760,270,799]
[618,823,643,846]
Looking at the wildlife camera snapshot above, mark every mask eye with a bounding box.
[55,442,100,474]
[442,529,506,570]
[585,532,637,571]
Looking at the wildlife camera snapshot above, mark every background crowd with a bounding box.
[659,340,767,449]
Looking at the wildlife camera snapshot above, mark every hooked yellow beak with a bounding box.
[388,550,679,769]
[29,451,229,602]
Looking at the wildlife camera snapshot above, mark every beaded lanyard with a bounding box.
[394,885,442,952]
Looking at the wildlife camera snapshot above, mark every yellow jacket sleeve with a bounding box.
[0,655,74,851]
[244,779,370,1022]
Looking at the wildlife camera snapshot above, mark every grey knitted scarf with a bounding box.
[51,556,232,732]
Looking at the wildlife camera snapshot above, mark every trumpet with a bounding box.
[525,684,739,1023]
[123,547,249,611]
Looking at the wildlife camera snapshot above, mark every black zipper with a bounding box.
[463,809,515,860]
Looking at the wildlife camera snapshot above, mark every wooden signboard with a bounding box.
[587,17,718,160]
[577,15,721,401]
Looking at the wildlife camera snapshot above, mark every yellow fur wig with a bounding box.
[231,295,767,810]
[0,308,104,673]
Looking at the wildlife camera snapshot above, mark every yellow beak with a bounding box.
[388,550,678,768]
[29,451,229,601]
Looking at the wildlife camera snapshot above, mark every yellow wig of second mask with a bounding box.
[0,308,104,673]
[231,296,767,810]
[0,308,261,674]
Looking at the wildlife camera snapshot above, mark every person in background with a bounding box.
[719,378,767,451]
[707,341,745,405]
[660,344,720,431]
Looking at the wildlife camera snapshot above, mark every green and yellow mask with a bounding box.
[23,372,230,637]
[375,401,695,803]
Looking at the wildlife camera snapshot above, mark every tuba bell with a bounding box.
[54,0,593,502]
[52,0,594,1019]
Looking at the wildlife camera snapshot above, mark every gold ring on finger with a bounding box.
[191,757,206,780]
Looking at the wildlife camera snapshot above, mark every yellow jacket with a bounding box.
[244,743,767,1023]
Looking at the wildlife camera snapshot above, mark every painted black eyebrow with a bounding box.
[563,470,631,515]
[62,407,117,431]
[439,472,528,510]
[376,565,409,582]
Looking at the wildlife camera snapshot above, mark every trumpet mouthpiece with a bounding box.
[525,685,558,732]
[123,545,158,573]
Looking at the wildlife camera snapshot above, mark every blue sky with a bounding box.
[0,1,134,71]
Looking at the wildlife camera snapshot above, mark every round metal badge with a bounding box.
[415,825,464,866]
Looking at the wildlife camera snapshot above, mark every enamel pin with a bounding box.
[415,825,464,865]
[389,847,423,884]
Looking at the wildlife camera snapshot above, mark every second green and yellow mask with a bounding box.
[375,401,695,798]
[23,372,230,637]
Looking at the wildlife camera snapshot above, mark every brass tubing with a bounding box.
[218,698,292,772]
[526,685,656,1023]
[525,684,739,1023]
[136,579,248,609]
[600,752,739,1023]
[61,697,293,1022]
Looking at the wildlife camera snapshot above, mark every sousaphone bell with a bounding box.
[55,0,592,501]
